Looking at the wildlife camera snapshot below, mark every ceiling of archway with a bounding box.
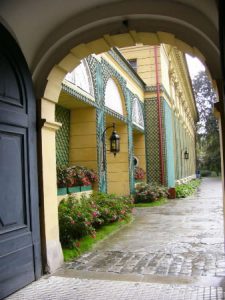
[0,0,220,95]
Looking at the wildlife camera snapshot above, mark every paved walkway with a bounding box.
[7,178,225,299]
[63,177,224,278]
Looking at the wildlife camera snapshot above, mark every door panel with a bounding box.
[0,53,22,106]
[0,24,41,299]
[0,127,28,231]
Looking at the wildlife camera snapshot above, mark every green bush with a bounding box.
[58,192,133,248]
[134,183,169,203]
[175,179,201,198]
[200,170,211,177]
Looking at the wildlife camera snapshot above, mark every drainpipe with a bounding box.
[154,46,165,185]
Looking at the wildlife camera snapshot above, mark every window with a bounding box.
[128,59,137,72]
[132,98,144,128]
[65,59,94,96]
[105,78,123,115]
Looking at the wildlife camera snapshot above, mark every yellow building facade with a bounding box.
[56,45,197,197]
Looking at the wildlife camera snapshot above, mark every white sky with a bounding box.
[186,54,205,79]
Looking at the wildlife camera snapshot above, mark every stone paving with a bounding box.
[7,178,225,299]
[6,276,225,300]
[65,250,225,277]
[65,178,225,278]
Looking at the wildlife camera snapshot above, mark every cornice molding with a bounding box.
[108,48,146,90]
[61,82,98,108]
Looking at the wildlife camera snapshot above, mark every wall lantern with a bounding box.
[184,149,189,159]
[109,124,120,156]
[102,123,120,171]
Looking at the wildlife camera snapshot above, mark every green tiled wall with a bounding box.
[144,98,166,184]
[55,105,70,167]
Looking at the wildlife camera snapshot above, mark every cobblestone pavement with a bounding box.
[65,250,225,277]
[7,178,225,299]
[6,276,225,300]
[65,178,225,278]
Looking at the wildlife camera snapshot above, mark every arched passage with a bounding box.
[7,0,215,275]
[0,2,224,297]
[39,30,222,273]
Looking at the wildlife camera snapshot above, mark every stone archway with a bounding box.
[39,31,222,273]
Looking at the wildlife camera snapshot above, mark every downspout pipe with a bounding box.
[154,46,165,185]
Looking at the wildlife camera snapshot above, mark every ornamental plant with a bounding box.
[58,192,134,248]
[57,166,68,188]
[57,165,98,188]
[175,179,201,198]
[134,166,145,180]
[134,183,169,203]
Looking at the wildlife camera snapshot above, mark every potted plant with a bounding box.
[134,166,145,183]
[82,167,98,191]
[66,166,81,193]
[57,166,68,195]
[66,166,98,193]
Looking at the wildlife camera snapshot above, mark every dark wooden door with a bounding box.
[0,24,41,299]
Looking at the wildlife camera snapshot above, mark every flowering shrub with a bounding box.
[134,166,145,180]
[57,166,68,188]
[57,165,98,188]
[58,192,134,248]
[134,183,169,203]
[175,179,201,198]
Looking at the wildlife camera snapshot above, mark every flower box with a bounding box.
[57,187,67,196]
[67,186,81,193]
[135,180,144,183]
[80,185,92,192]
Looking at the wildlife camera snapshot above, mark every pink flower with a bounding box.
[92,211,99,217]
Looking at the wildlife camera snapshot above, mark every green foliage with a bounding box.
[200,170,211,177]
[63,217,133,261]
[192,71,221,175]
[175,179,201,198]
[134,198,168,207]
[134,183,169,203]
[58,192,134,248]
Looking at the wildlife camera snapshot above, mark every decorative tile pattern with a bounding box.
[126,89,135,193]
[60,54,187,192]
[94,63,107,192]
[145,84,171,102]
[104,107,127,123]
[55,105,70,167]
[101,59,128,114]
[144,97,167,185]
[96,108,107,192]
[86,55,100,103]
[144,98,161,183]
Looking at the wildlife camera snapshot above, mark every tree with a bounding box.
[192,71,221,175]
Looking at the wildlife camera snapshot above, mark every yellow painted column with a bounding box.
[69,107,97,170]
[133,132,146,171]
[107,123,129,195]
[41,97,64,273]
